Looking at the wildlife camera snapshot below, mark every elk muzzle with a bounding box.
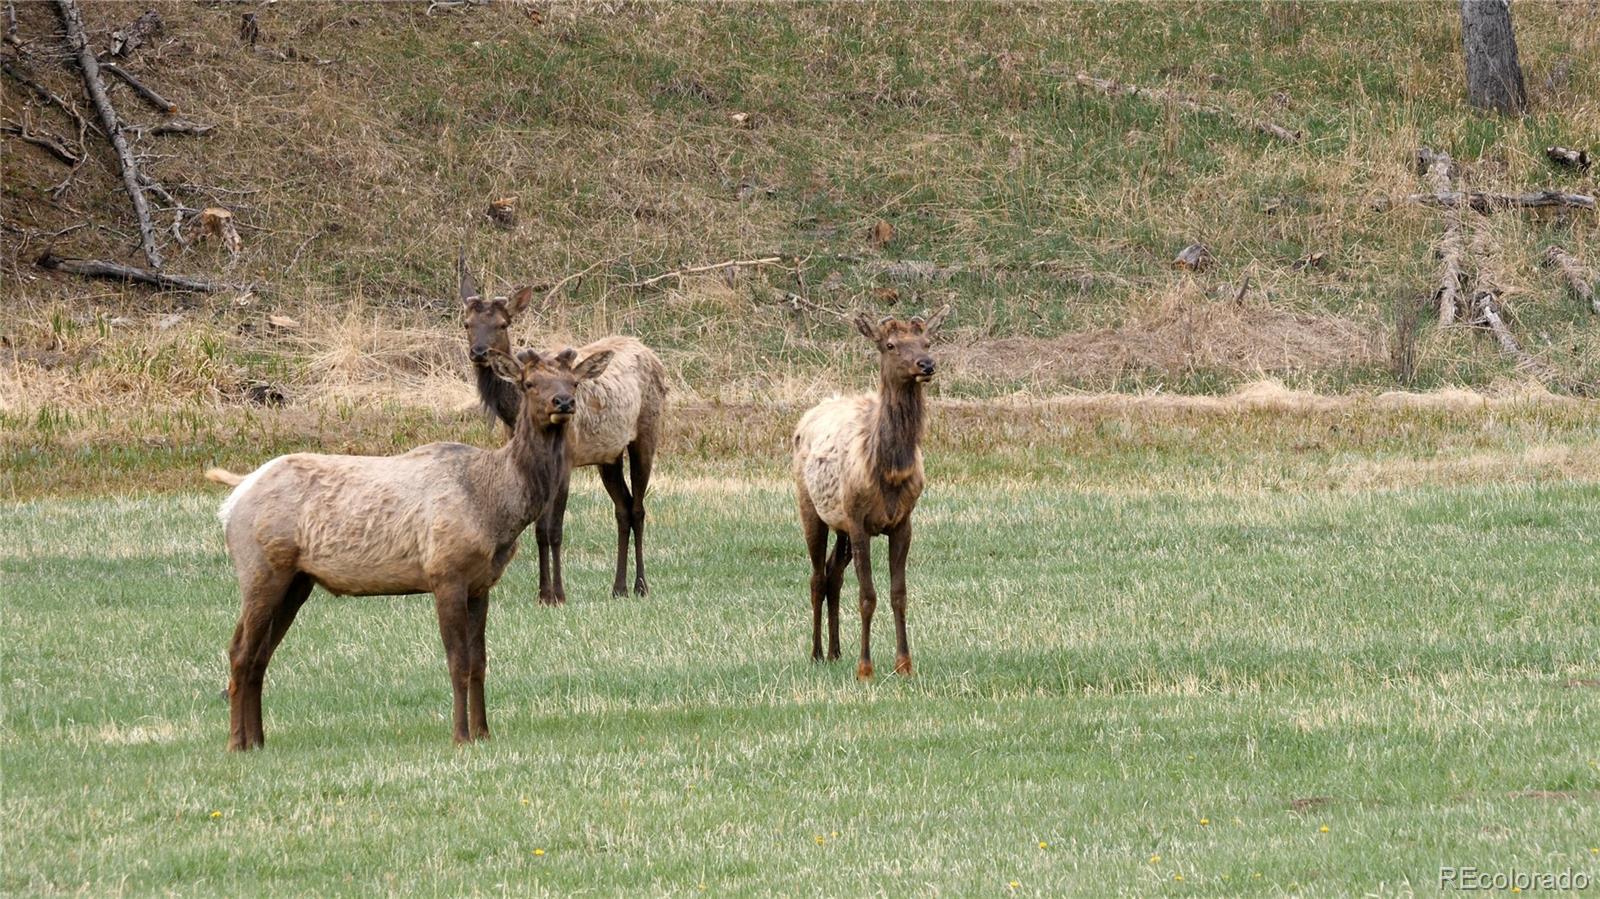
[549,395,576,423]
[914,357,936,382]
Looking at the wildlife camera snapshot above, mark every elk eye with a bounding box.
[884,341,895,350]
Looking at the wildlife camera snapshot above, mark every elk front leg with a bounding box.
[466,592,490,740]
[887,520,913,676]
[545,478,570,605]
[849,528,876,679]
[432,583,472,743]
[825,531,851,661]
[800,500,829,661]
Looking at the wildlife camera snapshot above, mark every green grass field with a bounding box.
[4,417,1598,896]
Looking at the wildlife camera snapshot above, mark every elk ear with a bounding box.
[852,314,879,342]
[505,285,537,317]
[458,251,482,305]
[553,347,579,367]
[487,349,522,383]
[921,304,951,336]
[573,350,614,382]
[514,348,542,367]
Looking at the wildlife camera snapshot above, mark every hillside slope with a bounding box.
[3,0,1597,416]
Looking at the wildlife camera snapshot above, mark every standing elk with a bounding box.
[792,310,946,679]
[207,347,612,750]
[459,256,667,603]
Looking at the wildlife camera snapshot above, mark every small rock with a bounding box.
[155,312,185,331]
[243,382,287,407]
[1173,243,1214,271]
[1292,251,1327,272]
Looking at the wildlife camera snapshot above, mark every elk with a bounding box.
[459,255,667,603]
[206,347,612,750]
[792,310,946,679]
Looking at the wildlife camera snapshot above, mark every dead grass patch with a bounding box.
[943,286,1384,389]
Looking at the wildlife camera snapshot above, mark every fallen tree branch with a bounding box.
[1543,246,1598,315]
[36,250,241,292]
[623,256,786,289]
[1425,150,1467,327]
[542,259,604,306]
[2,119,80,165]
[1394,189,1596,213]
[776,290,853,325]
[1071,71,1302,143]
[100,61,176,114]
[1,57,99,137]
[1471,290,1544,371]
[55,0,164,268]
[127,119,213,137]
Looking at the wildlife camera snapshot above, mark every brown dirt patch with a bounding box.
[944,292,1383,388]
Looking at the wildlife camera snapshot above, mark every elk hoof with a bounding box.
[894,655,913,676]
[612,585,628,599]
[856,660,874,680]
[537,593,563,607]
[634,578,649,598]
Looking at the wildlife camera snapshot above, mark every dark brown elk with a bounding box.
[459,256,667,603]
[792,311,946,678]
[206,347,612,750]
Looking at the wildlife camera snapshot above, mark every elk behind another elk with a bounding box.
[460,255,667,603]
[793,310,946,679]
[207,347,612,750]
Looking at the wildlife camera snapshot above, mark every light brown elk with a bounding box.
[459,256,667,602]
[792,310,946,679]
[207,347,612,750]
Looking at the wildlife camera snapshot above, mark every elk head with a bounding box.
[459,253,539,365]
[853,307,947,385]
[488,347,613,426]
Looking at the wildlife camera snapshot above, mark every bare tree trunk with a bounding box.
[1460,0,1527,114]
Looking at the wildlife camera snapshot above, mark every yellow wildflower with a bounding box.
[533,848,545,857]
[1319,825,1330,833]
[209,810,222,819]
[1038,841,1049,849]
[1199,818,1209,826]
[1149,854,1161,864]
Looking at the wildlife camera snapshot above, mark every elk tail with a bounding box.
[205,468,245,487]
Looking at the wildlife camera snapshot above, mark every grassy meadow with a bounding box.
[4,403,1599,896]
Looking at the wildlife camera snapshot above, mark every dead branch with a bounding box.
[1471,290,1541,370]
[4,2,17,47]
[126,119,214,138]
[1,58,98,138]
[776,290,853,325]
[109,9,161,58]
[2,119,80,165]
[542,260,604,307]
[54,0,164,268]
[1426,151,1467,327]
[1396,190,1596,213]
[1545,146,1591,172]
[1071,72,1302,143]
[36,251,241,292]
[623,256,786,289]
[1543,246,1598,315]
[100,62,176,114]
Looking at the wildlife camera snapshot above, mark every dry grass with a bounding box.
[3,1,1598,418]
